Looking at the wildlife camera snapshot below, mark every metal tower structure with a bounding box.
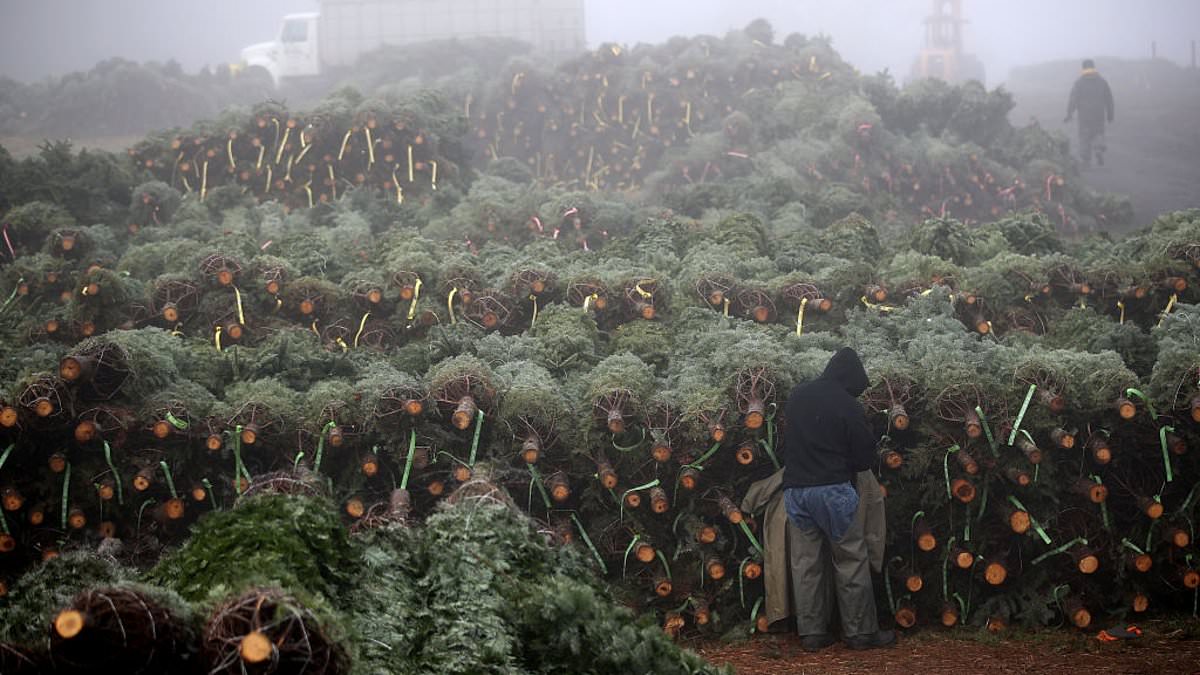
[912,0,984,84]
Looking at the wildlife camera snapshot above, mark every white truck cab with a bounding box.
[240,12,321,86]
[241,1,586,89]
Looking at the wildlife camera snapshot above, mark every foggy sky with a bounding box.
[1,0,1197,84]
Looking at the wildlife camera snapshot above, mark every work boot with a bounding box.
[844,629,896,650]
[800,633,836,652]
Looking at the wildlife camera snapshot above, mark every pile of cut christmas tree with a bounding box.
[2,20,1199,672]
[115,20,1131,230]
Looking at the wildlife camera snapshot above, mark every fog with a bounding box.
[1,0,1196,84]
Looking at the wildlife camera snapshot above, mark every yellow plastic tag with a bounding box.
[796,297,809,336]
[354,312,370,348]
[407,277,423,321]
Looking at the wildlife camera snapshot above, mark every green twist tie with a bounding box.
[911,510,926,529]
[400,430,417,490]
[0,278,23,312]
[571,513,607,574]
[0,510,7,535]
[619,478,660,521]
[685,442,723,471]
[0,444,14,471]
[60,461,71,531]
[1008,495,1051,544]
[313,420,337,473]
[884,557,900,614]
[621,534,641,578]
[975,482,990,524]
[1160,426,1176,483]
[657,550,673,580]
[943,445,960,500]
[232,426,246,494]
[739,520,764,555]
[158,461,178,500]
[468,409,485,466]
[759,415,780,469]
[738,557,751,608]
[1120,538,1145,556]
[611,427,646,452]
[1008,384,1037,446]
[137,498,156,532]
[1031,537,1088,566]
[201,478,219,510]
[749,597,764,633]
[1092,475,1110,530]
[1179,481,1200,515]
[526,463,552,510]
[943,536,956,600]
[975,406,999,457]
[165,412,189,430]
[1125,388,1157,419]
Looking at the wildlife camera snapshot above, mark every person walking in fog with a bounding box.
[781,347,895,651]
[1064,59,1115,168]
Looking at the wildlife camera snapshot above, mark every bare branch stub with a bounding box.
[566,278,611,311]
[934,383,991,440]
[432,373,495,431]
[49,586,194,673]
[374,384,428,428]
[440,272,482,307]
[350,488,413,533]
[347,279,387,309]
[511,268,556,298]
[734,366,775,430]
[781,281,832,313]
[61,341,133,401]
[320,319,355,351]
[18,374,73,424]
[463,291,514,331]
[1014,360,1067,413]
[646,399,682,463]
[152,277,200,324]
[203,588,346,675]
[1050,262,1092,297]
[594,389,634,435]
[199,254,243,288]
[864,374,918,431]
[623,278,661,321]
[694,273,735,309]
[734,286,777,324]
[225,401,285,448]
[260,264,287,296]
[73,405,135,447]
[239,468,328,500]
[350,317,394,351]
[391,270,422,300]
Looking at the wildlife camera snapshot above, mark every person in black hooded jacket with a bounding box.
[781,347,895,651]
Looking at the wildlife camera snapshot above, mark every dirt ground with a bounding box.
[692,623,1200,674]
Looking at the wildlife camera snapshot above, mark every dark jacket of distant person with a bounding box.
[1066,64,1115,131]
[782,347,876,489]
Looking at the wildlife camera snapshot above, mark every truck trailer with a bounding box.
[242,0,587,86]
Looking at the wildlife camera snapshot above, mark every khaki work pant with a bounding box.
[787,492,880,638]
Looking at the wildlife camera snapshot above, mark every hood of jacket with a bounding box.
[820,347,869,397]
